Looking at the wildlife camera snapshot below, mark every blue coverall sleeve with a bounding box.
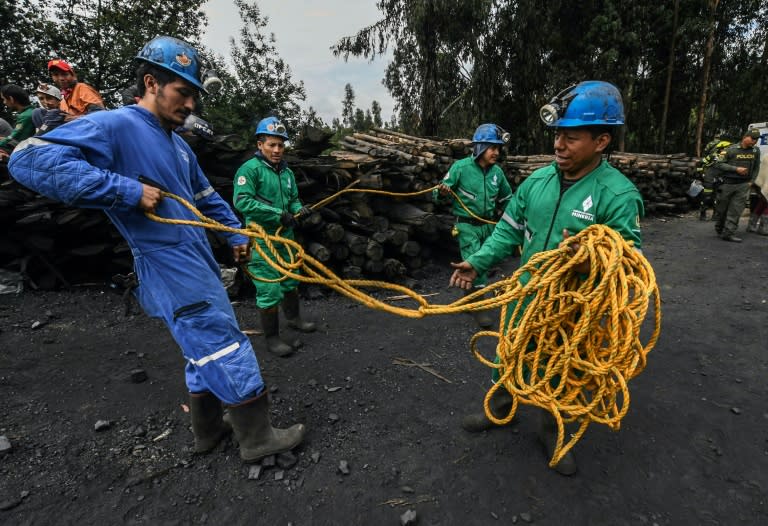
[189,162,248,247]
[7,121,143,211]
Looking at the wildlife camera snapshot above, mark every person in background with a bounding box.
[31,82,66,135]
[47,58,105,120]
[233,116,316,358]
[450,81,643,476]
[712,129,761,242]
[9,36,305,464]
[697,137,731,221]
[748,132,768,236]
[0,84,35,160]
[0,117,12,138]
[433,123,513,329]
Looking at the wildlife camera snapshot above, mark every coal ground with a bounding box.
[1,212,767,526]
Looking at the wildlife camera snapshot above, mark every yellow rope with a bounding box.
[471,226,660,467]
[146,190,660,466]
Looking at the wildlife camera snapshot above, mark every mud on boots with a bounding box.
[461,387,514,432]
[189,391,232,453]
[537,410,577,476]
[226,390,305,463]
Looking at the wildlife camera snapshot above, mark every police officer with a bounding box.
[8,36,305,463]
[712,128,762,242]
[450,81,644,475]
[233,117,316,357]
[434,123,513,328]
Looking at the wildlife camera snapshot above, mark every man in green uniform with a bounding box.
[0,85,35,160]
[450,81,644,475]
[712,129,761,242]
[434,123,513,328]
[233,116,315,357]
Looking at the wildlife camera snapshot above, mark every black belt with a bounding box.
[456,216,490,226]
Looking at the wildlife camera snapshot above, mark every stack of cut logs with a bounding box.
[0,127,699,289]
[505,151,699,214]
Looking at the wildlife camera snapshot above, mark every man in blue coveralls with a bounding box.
[8,36,304,464]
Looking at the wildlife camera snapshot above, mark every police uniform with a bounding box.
[8,106,264,406]
[713,141,761,238]
[233,154,303,308]
[433,156,513,286]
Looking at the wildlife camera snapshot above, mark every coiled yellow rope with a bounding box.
[146,189,660,465]
[471,225,660,466]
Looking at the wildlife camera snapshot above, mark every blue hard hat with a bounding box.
[539,81,624,127]
[472,123,510,144]
[136,36,207,93]
[255,116,289,140]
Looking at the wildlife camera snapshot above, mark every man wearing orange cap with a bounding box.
[47,59,105,120]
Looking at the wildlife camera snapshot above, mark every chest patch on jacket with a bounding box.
[571,195,595,221]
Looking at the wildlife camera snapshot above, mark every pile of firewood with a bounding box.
[0,128,700,289]
[505,152,699,213]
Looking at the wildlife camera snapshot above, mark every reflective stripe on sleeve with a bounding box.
[13,137,53,152]
[458,188,476,201]
[187,341,240,367]
[501,212,525,230]
[194,186,215,201]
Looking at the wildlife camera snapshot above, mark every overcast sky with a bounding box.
[201,0,394,125]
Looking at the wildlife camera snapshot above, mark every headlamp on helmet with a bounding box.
[255,116,289,140]
[539,85,577,125]
[539,81,624,128]
[472,123,509,145]
[200,67,223,95]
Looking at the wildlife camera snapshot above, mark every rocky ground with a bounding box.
[1,212,767,526]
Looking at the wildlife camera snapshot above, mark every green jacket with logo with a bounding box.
[713,143,761,184]
[467,160,643,276]
[233,154,302,235]
[432,156,513,219]
[0,105,35,153]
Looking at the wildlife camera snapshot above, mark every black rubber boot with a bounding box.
[259,307,294,357]
[464,289,493,329]
[537,410,577,476]
[227,391,306,463]
[189,392,231,454]
[282,289,316,333]
[461,388,514,432]
[747,213,759,233]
